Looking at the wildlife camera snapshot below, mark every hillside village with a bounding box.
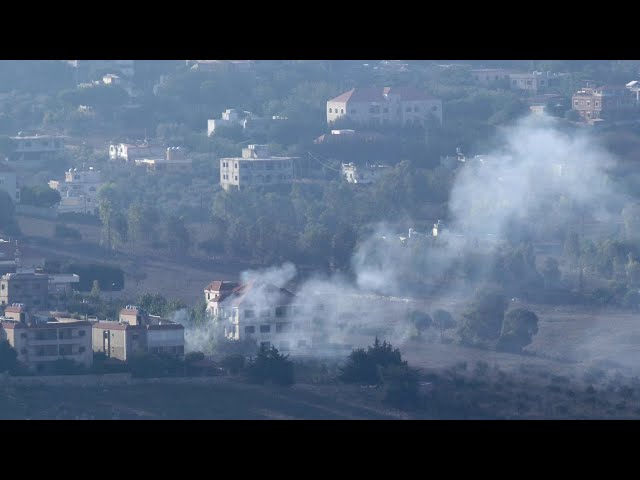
[3,60,640,418]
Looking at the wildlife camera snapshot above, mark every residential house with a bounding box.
[508,71,564,94]
[326,86,442,126]
[109,143,165,162]
[341,162,390,184]
[92,305,185,361]
[207,109,287,137]
[204,279,310,352]
[10,134,65,161]
[220,144,297,191]
[0,272,49,308]
[0,162,19,203]
[571,85,637,122]
[134,147,192,174]
[471,68,512,86]
[48,167,102,215]
[0,304,93,372]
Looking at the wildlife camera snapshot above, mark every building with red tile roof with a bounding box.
[326,86,442,127]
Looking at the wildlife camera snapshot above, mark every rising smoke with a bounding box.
[182,114,636,369]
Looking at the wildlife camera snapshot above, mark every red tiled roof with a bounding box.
[328,86,436,103]
[205,280,239,292]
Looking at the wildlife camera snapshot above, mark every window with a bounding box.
[260,325,271,333]
[340,109,344,114]
[275,306,288,317]
[79,330,85,337]
[235,163,238,168]
[21,333,27,339]
[245,325,255,334]
[245,309,255,318]
[79,346,86,353]
[235,176,238,181]
[414,106,419,112]
[1,284,4,290]
[383,107,389,113]
[329,108,333,113]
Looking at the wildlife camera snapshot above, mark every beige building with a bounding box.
[572,85,637,122]
[326,86,443,126]
[92,306,185,361]
[0,162,19,203]
[220,144,297,191]
[49,167,102,215]
[134,147,192,174]
[204,279,310,352]
[0,272,49,308]
[0,305,93,372]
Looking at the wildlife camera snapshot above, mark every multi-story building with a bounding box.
[326,86,443,126]
[0,272,48,308]
[109,143,165,162]
[471,68,512,86]
[48,167,102,215]
[341,162,390,184]
[204,279,310,351]
[508,71,565,94]
[0,304,93,372]
[10,134,65,161]
[220,144,297,191]
[92,306,185,361]
[571,85,637,122]
[0,162,19,203]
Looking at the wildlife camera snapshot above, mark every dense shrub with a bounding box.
[340,338,407,385]
[221,354,245,374]
[246,344,294,386]
[129,352,185,378]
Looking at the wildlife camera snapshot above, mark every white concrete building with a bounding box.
[220,144,297,191]
[208,109,243,136]
[204,280,310,352]
[109,143,165,162]
[0,163,19,203]
[327,86,443,126]
[49,167,102,215]
[341,162,390,184]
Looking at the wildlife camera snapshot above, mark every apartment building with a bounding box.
[204,279,310,352]
[471,68,512,86]
[220,144,297,191]
[48,167,102,215]
[134,147,192,174]
[326,86,442,126]
[10,134,65,161]
[92,305,185,361]
[0,272,49,308]
[0,304,93,372]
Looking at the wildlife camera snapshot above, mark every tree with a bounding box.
[540,257,561,290]
[0,340,18,373]
[432,309,456,340]
[0,190,20,236]
[496,308,539,353]
[340,337,406,385]
[19,185,61,208]
[407,310,432,336]
[166,215,190,255]
[458,287,509,346]
[246,344,294,386]
[90,280,101,299]
[564,109,580,122]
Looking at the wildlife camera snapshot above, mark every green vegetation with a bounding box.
[20,185,61,208]
[246,344,295,386]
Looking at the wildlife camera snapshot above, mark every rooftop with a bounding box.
[329,86,436,103]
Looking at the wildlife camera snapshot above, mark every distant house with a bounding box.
[204,279,310,352]
[571,85,637,123]
[471,68,512,86]
[48,167,102,215]
[341,162,390,184]
[508,71,565,94]
[207,109,287,137]
[314,129,386,145]
[0,305,93,372]
[220,144,297,191]
[109,142,165,162]
[92,305,185,362]
[134,147,192,174]
[0,272,49,308]
[10,134,65,161]
[326,86,442,126]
